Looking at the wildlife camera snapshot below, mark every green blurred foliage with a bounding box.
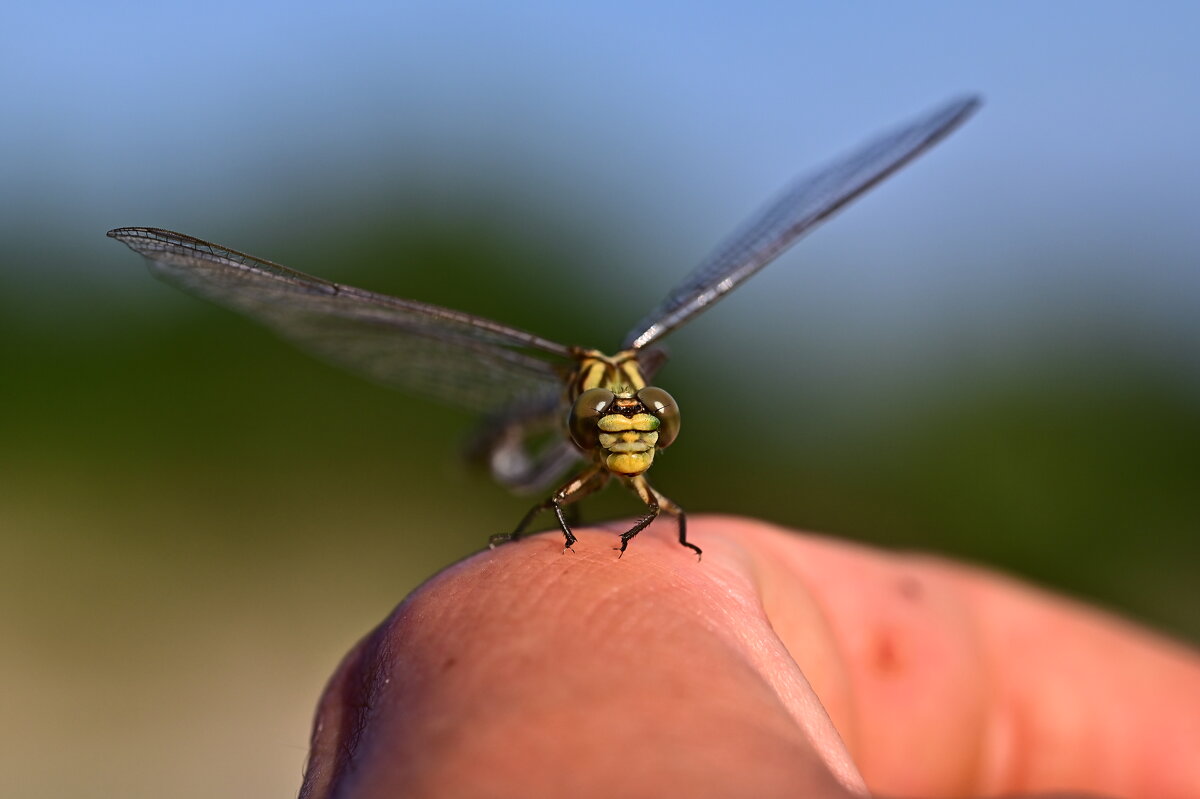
[3,196,1197,644]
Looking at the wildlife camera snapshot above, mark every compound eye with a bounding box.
[568,388,616,450]
[636,386,680,448]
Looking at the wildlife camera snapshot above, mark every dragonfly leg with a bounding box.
[614,475,661,557]
[614,503,659,557]
[620,476,701,560]
[490,465,607,552]
[654,488,701,561]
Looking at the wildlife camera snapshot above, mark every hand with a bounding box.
[300,517,1200,798]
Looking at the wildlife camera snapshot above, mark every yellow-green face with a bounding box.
[567,372,681,477]
[597,411,660,475]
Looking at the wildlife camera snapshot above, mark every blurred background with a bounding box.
[2,2,1198,796]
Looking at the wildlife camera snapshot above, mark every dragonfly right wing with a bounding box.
[622,95,981,351]
[109,227,577,413]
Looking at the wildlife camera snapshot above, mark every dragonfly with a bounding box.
[109,95,980,560]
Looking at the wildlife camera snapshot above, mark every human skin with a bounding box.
[300,517,1200,799]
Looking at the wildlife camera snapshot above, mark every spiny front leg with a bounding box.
[562,501,583,529]
[615,499,660,558]
[654,487,702,561]
[489,465,608,552]
[616,475,701,559]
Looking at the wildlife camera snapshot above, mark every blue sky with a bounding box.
[3,1,1198,382]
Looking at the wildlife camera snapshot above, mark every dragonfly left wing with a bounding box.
[109,227,576,413]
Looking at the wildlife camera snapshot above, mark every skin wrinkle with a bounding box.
[957,565,1072,794]
[614,526,864,794]
[747,524,863,751]
[698,545,849,778]
[920,556,1200,799]
[980,693,1020,798]
[923,557,1011,798]
[752,524,864,765]
[948,564,1167,796]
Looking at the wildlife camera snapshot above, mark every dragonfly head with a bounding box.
[568,386,680,476]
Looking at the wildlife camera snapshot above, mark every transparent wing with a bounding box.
[465,393,581,494]
[108,227,577,413]
[622,95,981,350]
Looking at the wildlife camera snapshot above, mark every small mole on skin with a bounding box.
[873,634,901,674]
[442,657,457,671]
[896,575,923,601]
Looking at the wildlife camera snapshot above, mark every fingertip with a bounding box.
[303,520,864,797]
